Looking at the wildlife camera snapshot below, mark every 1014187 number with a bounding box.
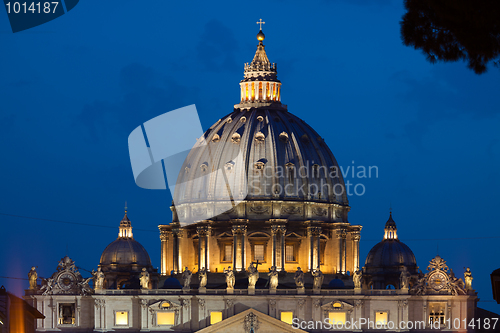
[5,2,59,14]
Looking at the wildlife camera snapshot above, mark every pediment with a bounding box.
[195,308,307,333]
[148,300,182,310]
[321,300,354,311]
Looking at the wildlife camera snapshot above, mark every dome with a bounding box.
[170,28,350,226]
[100,238,152,267]
[365,239,417,270]
[328,278,345,288]
[364,213,417,274]
[99,211,152,270]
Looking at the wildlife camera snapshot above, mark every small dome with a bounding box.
[364,213,417,274]
[100,238,152,267]
[99,211,152,271]
[329,278,345,288]
[364,239,417,270]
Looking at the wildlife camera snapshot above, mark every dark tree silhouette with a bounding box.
[400,0,500,74]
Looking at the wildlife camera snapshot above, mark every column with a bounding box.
[232,226,238,270]
[196,226,209,270]
[231,221,248,272]
[307,226,321,271]
[280,226,286,271]
[241,227,246,271]
[159,225,172,276]
[352,231,360,272]
[172,223,183,274]
[336,229,344,274]
[205,226,211,271]
[316,229,321,269]
[307,228,313,271]
[341,230,347,274]
[271,225,278,268]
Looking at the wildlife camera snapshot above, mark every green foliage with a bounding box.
[401,0,500,74]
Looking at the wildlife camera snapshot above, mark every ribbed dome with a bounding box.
[100,238,152,267]
[170,30,350,225]
[99,211,152,270]
[365,239,417,270]
[364,213,417,274]
[174,109,348,204]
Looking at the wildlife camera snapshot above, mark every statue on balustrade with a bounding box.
[353,269,362,289]
[140,268,150,289]
[312,266,324,290]
[294,267,304,288]
[92,267,105,290]
[247,262,259,288]
[198,267,207,288]
[224,266,235,289]
[268,266,278,290]
[182,267,192,289]
[28,266,38,290]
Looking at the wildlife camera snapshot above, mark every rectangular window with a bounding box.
[224,244,232,262]
[375,312,388,325]
[329,312,346,325]
[254,245,264,261]
[58,303,75,325]
[210,311,222,325]
[285,245,295,262]
[281,312,293,324]
[115,311,128,326]
[428,303,446,326]
[157,312,175,326]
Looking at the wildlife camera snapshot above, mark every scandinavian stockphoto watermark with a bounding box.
[128,105,378,225]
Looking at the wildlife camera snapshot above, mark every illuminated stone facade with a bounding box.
[24,28,479,333]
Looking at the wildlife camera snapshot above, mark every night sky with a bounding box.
[1,0,499,313]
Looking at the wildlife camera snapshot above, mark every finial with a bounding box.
[389,202,392,216]
[256,19,265,42]
[256,18,265,31]
[125,201,128,214]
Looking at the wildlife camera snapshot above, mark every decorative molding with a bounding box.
[283,206,301,215]
[244,312,260,333]
[94,299,105,309]
[226,299,234,308]
[313,207,327,216]
[250,205,269,214]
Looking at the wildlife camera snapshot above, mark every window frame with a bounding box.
[210,311,223,325]
[114,310,129,327]
[374,311,389,326]
[280,311,294,325]
[218,239,233,263]
[428,302,447,328]
[156,311,176,326]
[57,302,76,326]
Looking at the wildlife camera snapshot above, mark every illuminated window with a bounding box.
[286,245,295,262]
[254,245,264,261]
[428,303,446,326]
[259,82,263,100]
[58,303,75,325]
[281,312,293,324]
[210,311,222,325]
[329,312,346,325]
[375,312,388,325]
[224,244,232,262]
[157,312,175,326]
[333,302,342,309]
[115,311,128,326]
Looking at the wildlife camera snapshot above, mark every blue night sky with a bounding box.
[1,0,499,313]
